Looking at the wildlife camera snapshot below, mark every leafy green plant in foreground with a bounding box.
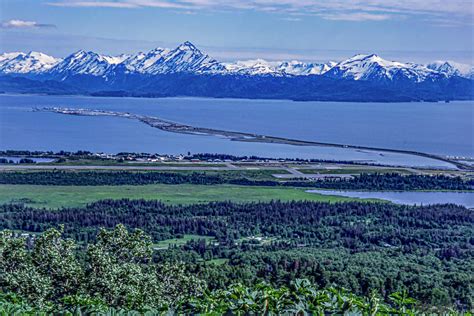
[0,225,467,315]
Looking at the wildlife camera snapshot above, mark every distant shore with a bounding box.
[38,107,473,171]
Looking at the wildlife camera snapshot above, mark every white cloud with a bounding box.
[281,17,302,22]
[45,0,473,24]
[1,19,56,29]
[46,1,139,8]
[318,12,390,21]
[46,0,190,9]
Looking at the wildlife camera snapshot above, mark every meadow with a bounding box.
[0,183,355,208]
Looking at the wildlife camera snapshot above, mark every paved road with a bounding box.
[273,167,354,179]
[284,167,305,176]
[0,163,451,178]
[0,163,359,180]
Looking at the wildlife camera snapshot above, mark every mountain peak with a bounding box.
[0,52,23,60]
[72,50,87,55]
[26,51,42,56]
[427,60,473,78]
[347,53,381,62]
[67,50,95,60]
[325,53,441,82]
[48,50,116,77]
[365,53,380,59]
[0,51,60,74]
[177,41,199,52]
[277,60,335,76]
[149,47,167,54]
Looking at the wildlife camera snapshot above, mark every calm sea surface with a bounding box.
[0,94,472,168]
[307,190,474,208]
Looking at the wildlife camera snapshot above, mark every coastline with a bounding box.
[38,107,473,171]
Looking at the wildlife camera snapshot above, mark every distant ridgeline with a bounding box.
[1,42,473,102]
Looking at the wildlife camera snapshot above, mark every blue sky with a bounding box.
[0,0,472,63]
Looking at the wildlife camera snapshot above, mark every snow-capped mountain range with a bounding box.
[0,51,61,74]
[0,41,472,103]
[325,54,446,83]
[427,61,474,79]
[2,41,471,82]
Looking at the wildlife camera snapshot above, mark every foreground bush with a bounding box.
[0,284,462,315]
[0,226,465,314]
[0,225,204,312]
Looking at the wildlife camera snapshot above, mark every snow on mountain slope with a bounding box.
[224,59,280,76]
[277,60,336,76]
[48,50,121,78]
[103,54,130,65]
[223,59,336,76]
[0,52,23,63]
[427,61,474,79]
[0,52,61,74]
[2,43,472,84]
[125,48,170,73]
[224,59,281,76]
[325,54,445,83]
[141,41,225,74]
[114,52,147,73]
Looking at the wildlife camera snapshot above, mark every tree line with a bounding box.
[2,200,471,254]
[1,170,472,190]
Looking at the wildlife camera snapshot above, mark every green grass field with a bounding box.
[206,258,229,265]
[0,168,290,181]
[0,184,359,209]
[153,234,216,249]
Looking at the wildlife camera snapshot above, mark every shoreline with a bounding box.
[3,92,473,104]
[37,107,473,171]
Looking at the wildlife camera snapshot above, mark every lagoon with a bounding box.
[307,189,474,208]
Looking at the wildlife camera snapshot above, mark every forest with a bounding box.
[1,200,472,311]
[1,170,472,190]
[0,225,467,314]
[1,165,473,313]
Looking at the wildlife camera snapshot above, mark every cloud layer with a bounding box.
[46,0,473,23]
[1,19,56,29]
